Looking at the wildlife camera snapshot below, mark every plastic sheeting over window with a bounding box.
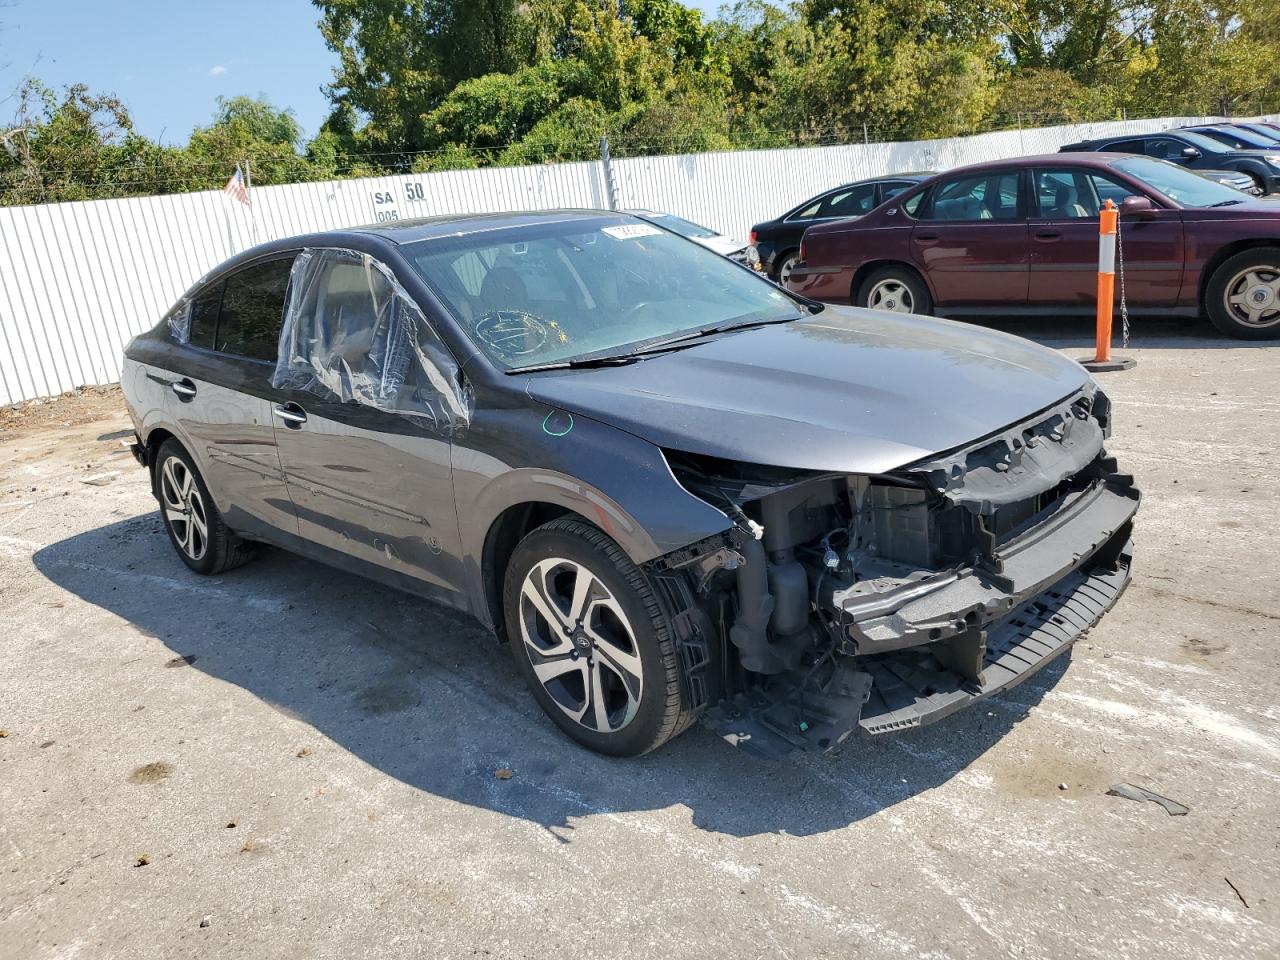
[271,248,471,434]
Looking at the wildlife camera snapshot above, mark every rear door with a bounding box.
[162,256,298,541]
[909,169,1029,306]
[269,248,466,602]
[1027,167,1183,307]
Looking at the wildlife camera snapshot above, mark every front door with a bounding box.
[269,248,466,600]
[909,170,1030,307]
[1028,168,1184,308]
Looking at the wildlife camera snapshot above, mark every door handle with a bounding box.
[914,233,940,244]
[1034,230,1062,242]
[272,402,308,428]
[171,379,197,400]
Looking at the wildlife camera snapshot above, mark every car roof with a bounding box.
[948,152,1123,172]
[348,208,623,244]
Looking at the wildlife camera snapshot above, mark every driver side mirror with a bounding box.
[1181,146,1202,160]
[1119,195,1155,218]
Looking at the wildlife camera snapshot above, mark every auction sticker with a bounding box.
[603,224,663,240]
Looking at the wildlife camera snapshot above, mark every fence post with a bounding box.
[599,136,619,211]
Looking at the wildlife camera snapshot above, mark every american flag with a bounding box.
[223,165,250,206]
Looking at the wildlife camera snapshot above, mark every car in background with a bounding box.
[1195,168,1264,196]
[1183,124,1280,151]
[1060,129,1280,196]
[121,209,1139,757]
[749,173,934,284]
[787,153,1280,339]
[626,209,756,267]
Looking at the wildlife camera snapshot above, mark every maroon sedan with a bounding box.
[787,153,1280,339]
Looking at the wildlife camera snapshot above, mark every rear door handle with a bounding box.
[272,402,308,428]
[914,233,940,244]
[1034,230,1063,242]
[171,379,197,400]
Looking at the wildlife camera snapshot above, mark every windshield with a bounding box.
[636,212,719,239]
[1198,126,1275,149]
[1176,130,1230,152]
[1112,156,1249,208]
[403,216,802,370]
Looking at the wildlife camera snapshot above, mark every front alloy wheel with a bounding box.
[518,557,643,734]
[1206,248,1280,339]
[503,518,696,755]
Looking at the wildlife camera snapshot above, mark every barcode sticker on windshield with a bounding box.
[603,224,663,240]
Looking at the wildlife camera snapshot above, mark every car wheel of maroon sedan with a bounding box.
[1206,248,1280,340]
[857,266,932,316]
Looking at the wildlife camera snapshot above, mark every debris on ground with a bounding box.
[134,855,150,867]
[80,471,119,486]
[1058,782,1069,791]
[199,916,212,928]
[1105,782,1189,816]
[296,747,312,758]
[495,768,514,780]
[1225,877,1250,908]
[165,655,197,668]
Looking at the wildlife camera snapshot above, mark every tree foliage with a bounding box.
[3,0,1279,205]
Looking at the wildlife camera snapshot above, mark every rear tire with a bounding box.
[773,250,799,287]
[154,439,258,575]
[857,265,932,315]
[1204,247,1280,340]
[503,518,694,756]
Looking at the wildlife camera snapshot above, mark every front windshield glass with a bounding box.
[639,212,719,239]
[1177,130,1230,152]
[1112,156,1248,208]
[403,216,802,370]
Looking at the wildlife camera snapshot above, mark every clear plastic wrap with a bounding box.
[272,248,471,434]
[166,298,192,342]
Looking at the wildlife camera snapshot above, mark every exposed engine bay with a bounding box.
[654,385,1139,756]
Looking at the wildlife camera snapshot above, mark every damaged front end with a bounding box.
[654,385,1139,757]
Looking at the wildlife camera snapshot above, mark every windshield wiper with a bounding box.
[1209,199,1245,207]
[505,314,805,375]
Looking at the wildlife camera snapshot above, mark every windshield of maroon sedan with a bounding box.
[1112,156,1248,208]
[403,217,801,370]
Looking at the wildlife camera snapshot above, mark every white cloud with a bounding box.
[208,65,227,77]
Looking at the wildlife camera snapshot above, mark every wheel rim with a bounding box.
[867,278,914,313]
[160,456,208,561]
[1224,265,1280,328]
[518,557,643,734]
[778,256,797,286]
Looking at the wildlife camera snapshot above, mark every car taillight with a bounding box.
[799,239,806,261]
[749,229,757,244]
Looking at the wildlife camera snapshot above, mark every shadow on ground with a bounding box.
[34,514,1065,840]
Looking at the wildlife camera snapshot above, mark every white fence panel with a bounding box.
[0,115,1274,406]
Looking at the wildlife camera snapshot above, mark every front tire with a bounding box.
[503,518,694,756]
[857,265,932,315]
[154,439,257,575]
[1205,248,1280,339]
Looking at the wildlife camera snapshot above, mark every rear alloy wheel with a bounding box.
[857,265,932,316]
[775,251,799,287]
[1205,248,1280,339]
[153,439,258,575]
[503,518,694,755]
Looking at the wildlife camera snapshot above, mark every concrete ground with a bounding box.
[1,318,1277,959]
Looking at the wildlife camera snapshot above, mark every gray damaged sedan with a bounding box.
[121,210,1139,756]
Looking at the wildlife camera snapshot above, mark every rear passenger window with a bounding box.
[216,258,294,361]
[922,173,1020,221]
[187,285,221,350]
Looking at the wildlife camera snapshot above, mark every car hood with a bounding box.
[692,235,747,256]
[525,307,1092,475]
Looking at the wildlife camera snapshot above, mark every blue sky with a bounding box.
[0,0,725,145]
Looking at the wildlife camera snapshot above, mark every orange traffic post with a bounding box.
[1081,199,1135,372]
